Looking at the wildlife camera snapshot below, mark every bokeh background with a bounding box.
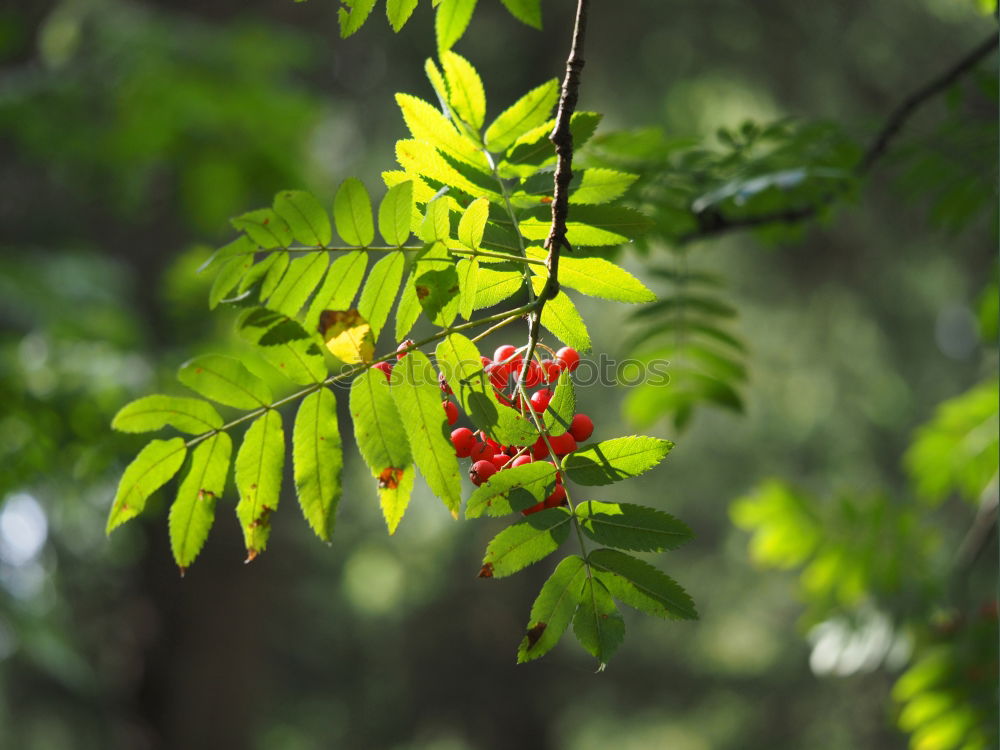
[0,0,996,748]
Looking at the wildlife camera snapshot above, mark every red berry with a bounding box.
[480,356,493,369]
[531,436,549,460]
[540,359,562,383]
[569,413,593,442]
[470,442,495,463]
[486,364,508,392]
[544,484,567,508]
[371,361,393,380]
[511,455,533,468]
[492,453,511,470]
[443,400,458,425]
[451,427,476,457]
[516,359,543,387]
[397,339,415,359]
[494,344,518,364]
[550,432,577,456]
[438,372,453,395]
[470,460,498,486]
[522,500,546,515]
[529,389,553,413]
[556,347,580,372]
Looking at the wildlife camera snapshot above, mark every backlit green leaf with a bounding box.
[479,508,571,578]
[440,50,485,130]
[458,197,489,249]
[386,0,419,32]
[530,250,655,306]
[293,388,342,542]
[484,79,558,153]
[590,548,697,620]
[473,266,523,309]
[519,205,652,247]
[457,258,479,319]
[235,410,285,560]
[562,436,673,486]
[499,0,541,28]
[107,438,187,534]
[530,277,591,351]
[572,576,625,665]
[267,253,329,318]
[378,180,414,246]
[273,190,332,247]
[544,369,574,436]
[178,354,272,409]
[338,0,377,37]
[414,242,460,326]
[209,255,254,309]
[576,501,693,552]
[169,433,231,570]
[420,197,452,242]
[357,252,405,340]
[395,94,486,168]
[304,251,368,332]
[569,168,638,205]
[334,177,375,247]
[517,555,587,663]
[436,0,477,53]
[395,270,422,341]
[231,208,293,249]
[112,395,223,435]
[465,461,557,519]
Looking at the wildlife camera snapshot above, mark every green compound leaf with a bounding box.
[169,433,231,571]
[304,251,368,333]
[395,94,487,168]
[338,0,377,38]
[178,354,272,409]
[378,180,414,246]
[484,79,558,153]
[458,197,490,250]
[386,0,419,32]
[231,208,293,249]
[519,205,653,247]
[390,351,462,516]
[273,190,332,247]
[293,388,342,542]
[465,462,557,519]
[235,410,285,561]
[517,555,587,663]
[457,258,479,319]
[526,247,655,304]
[238,308,327,386]
[502,111,602,175]
[544,369,575,437]
[440,50,486,130]
[267,253,329,319]
[435,0,477,53]
[589,548,698,621]
[107,438,187,534]
[531,277,591,352]
[357,252,405,340]
[576,501,693,552]
[562,436,674,486]
[499,0,541,28]
[435,334,538,446]
[473,266,523,310]
[573,576,625,666]
[569,168,638,206]
[112,395,222,435]
[397,139,499,201]
[479,507,572,579]
[334,177,376,247]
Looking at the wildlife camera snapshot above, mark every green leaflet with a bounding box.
[473,266,523,310]
[519,205,653,247]
[273,190,332,247]
[237,252,287,297]
[569,168,638,206]
[169,433,231,570]
[106,438,187,534]
[267,253,329,318]
[339,0,377,37]
[457,258,478,319]
[502,111,602,176]
[398,139,495,202]
[589,548,698,620]
[304,251,368,333]
[390,351,462,516]
[576,501,693,552]
[440,50,485,130]
[386,0,419,32]
[357,252,405,340]
[395,270,422,341]
[573,576,625,665]
[112,394,222,435]
[381,464,416,535]
[293,388,342,542]
[479,508,572,579]
[484,79,558,153]
[414,242,460,327]
[465,462,557,519]
[544,369,574,437]
[457,197,489,250]
[420,198,452,242]
[231,208,293,248]
[530,277,591,352]
[235,409,285,560]
[209,254,254,309]
[562,436,674,486]
[395,94,486,168]
[435,0,476,52]
[236,307,327,385]
[201,233,257,274]
[378,180,414,246]
[434,333,537,446]
[334,177,375,247]
[499,0,541,28]
[517,555,587,663]
[525,247,655,304]
[178,354,272,409]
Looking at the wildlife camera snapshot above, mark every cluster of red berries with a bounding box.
[371,341,592,513]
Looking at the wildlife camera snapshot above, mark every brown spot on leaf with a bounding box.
[478,562,494,578]
[195,367,204,374]
[540,196,553,204]
[525,622,547,648]
[378,467,404,490]
[416,285,430,300]
[263,218,270,225]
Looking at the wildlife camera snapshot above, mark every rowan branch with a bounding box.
[679,31,999,244]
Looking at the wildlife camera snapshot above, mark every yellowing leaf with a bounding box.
[319,309,375,363]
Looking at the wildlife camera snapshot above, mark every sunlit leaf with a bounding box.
[293,388,342,542]
[334,177,375,247]
[562,436,673,486]
[440,50,485,130]
[435,0,477,52]
[576,501,693,552]
[590,548,698,620]
[386,0,419,32]
[112,395,223,435]
[378,180,414,246]
[517,555,587,663]
[273,190,332,247]
[318,309,376,364]
[479,508,571,578]
[465,461,557,519]
[107,438,187,534]
[178,354,272,409]
[339,0,377,37]
[169,433,231,571]
[267,253,328,318]
[304,251,368,333]
[458,197,490,249]
[231,208,293,248]
[235,410,284,560]
[572,576,625,665]
[357,252,405,339]
[484,79,558,153]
